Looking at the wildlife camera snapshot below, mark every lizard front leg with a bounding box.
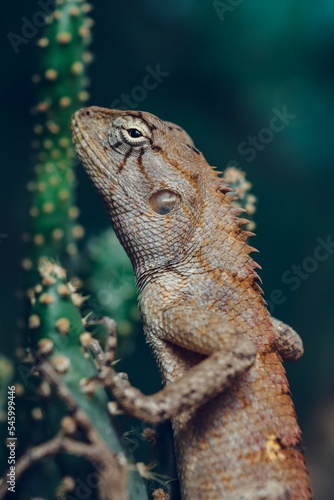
[99,305,256,424]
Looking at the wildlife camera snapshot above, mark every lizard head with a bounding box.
[71,106,210,276]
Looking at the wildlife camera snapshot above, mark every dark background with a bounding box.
[1,1,334,498]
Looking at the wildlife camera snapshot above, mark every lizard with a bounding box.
[71,106,312,499]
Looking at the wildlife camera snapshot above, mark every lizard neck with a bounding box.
[135,189,272,348]
[135,179,262,301]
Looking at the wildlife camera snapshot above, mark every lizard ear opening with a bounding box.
[149,189,179,215]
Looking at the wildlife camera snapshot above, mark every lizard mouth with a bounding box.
[71,108,116,183]
[70,108,95,160]
[71,109,91,159]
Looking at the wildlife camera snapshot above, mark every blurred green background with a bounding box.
[1,1,334,498]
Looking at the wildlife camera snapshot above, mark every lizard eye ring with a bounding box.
[149,189,179,215]
[121,126,149,146]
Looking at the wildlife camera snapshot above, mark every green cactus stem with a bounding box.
[25,258,149,499]
[23,0,93,289]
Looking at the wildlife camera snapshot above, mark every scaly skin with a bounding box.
[71,107,312,499]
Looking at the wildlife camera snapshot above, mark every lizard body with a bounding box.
[71,107,311,499]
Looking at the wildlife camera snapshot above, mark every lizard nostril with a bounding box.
[85,110,91,116]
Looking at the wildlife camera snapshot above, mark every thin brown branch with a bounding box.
[0,360,127,500]
[0,434,126,500]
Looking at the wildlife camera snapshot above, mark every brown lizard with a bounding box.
[71,106,312,499]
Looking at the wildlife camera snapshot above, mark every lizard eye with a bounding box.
[149,190,179,215]
[127,128,142,138]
